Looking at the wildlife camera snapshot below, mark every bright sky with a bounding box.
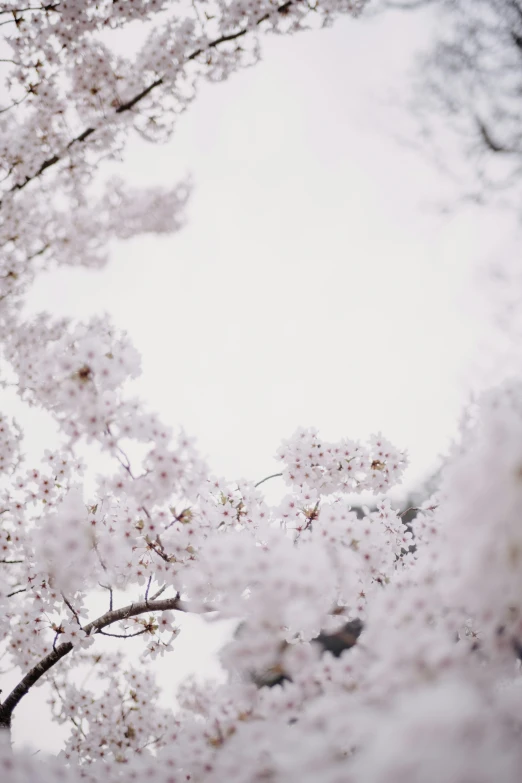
[14,3,522,752]
[25,7,517,494]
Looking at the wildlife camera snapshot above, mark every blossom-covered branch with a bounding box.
[0,594,184,729]
[4,1,297,199]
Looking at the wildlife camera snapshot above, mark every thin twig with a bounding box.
[0,93,27,114]
[99,583,114,612]
[26,243,49,261]
[61,594,81,625]
[6,587,26,598]
[97,628,149,640]
[145,575,152,603]
[254,472,283,488]
[149,585,167,601]
[476,116,514,154]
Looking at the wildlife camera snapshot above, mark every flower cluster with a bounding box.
[48,665,175,767]
[0,0,366,306]
[276,426,408,494]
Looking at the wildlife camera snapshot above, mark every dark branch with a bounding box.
[476,117,515,154]
[6,587,26,598]
[149,585,167,601]
[145,575,152,603]
[0,594,183,727]
[61,594,81,624]
[254,472,283,488]
[97,628,149,640]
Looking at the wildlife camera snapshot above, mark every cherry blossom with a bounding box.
[1,0,522,781]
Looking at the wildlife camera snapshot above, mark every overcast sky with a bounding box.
[14,3,522,752]
[26,6,518,495]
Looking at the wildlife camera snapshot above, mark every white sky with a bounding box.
[12,3,522,752]
[25,7,518,494]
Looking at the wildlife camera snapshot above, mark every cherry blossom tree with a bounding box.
[2,1,522,782]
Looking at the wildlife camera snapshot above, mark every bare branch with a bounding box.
[61,593,81,625]
[26,243,49,261]
[254,472,283,488]
[145,575,152,603]
[0,93,27,114]
[476,116,515,154]
[99,583,114,611]
[6,587,26,598]
[149,585,167,602]
[97,628,149,640]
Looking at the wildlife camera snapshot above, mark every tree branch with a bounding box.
[476,116,515,154]
[254,472,283,488]
[6,587,26,598]
[97,628,149,639]
[3,1,296,200]
[0,594,183,727]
